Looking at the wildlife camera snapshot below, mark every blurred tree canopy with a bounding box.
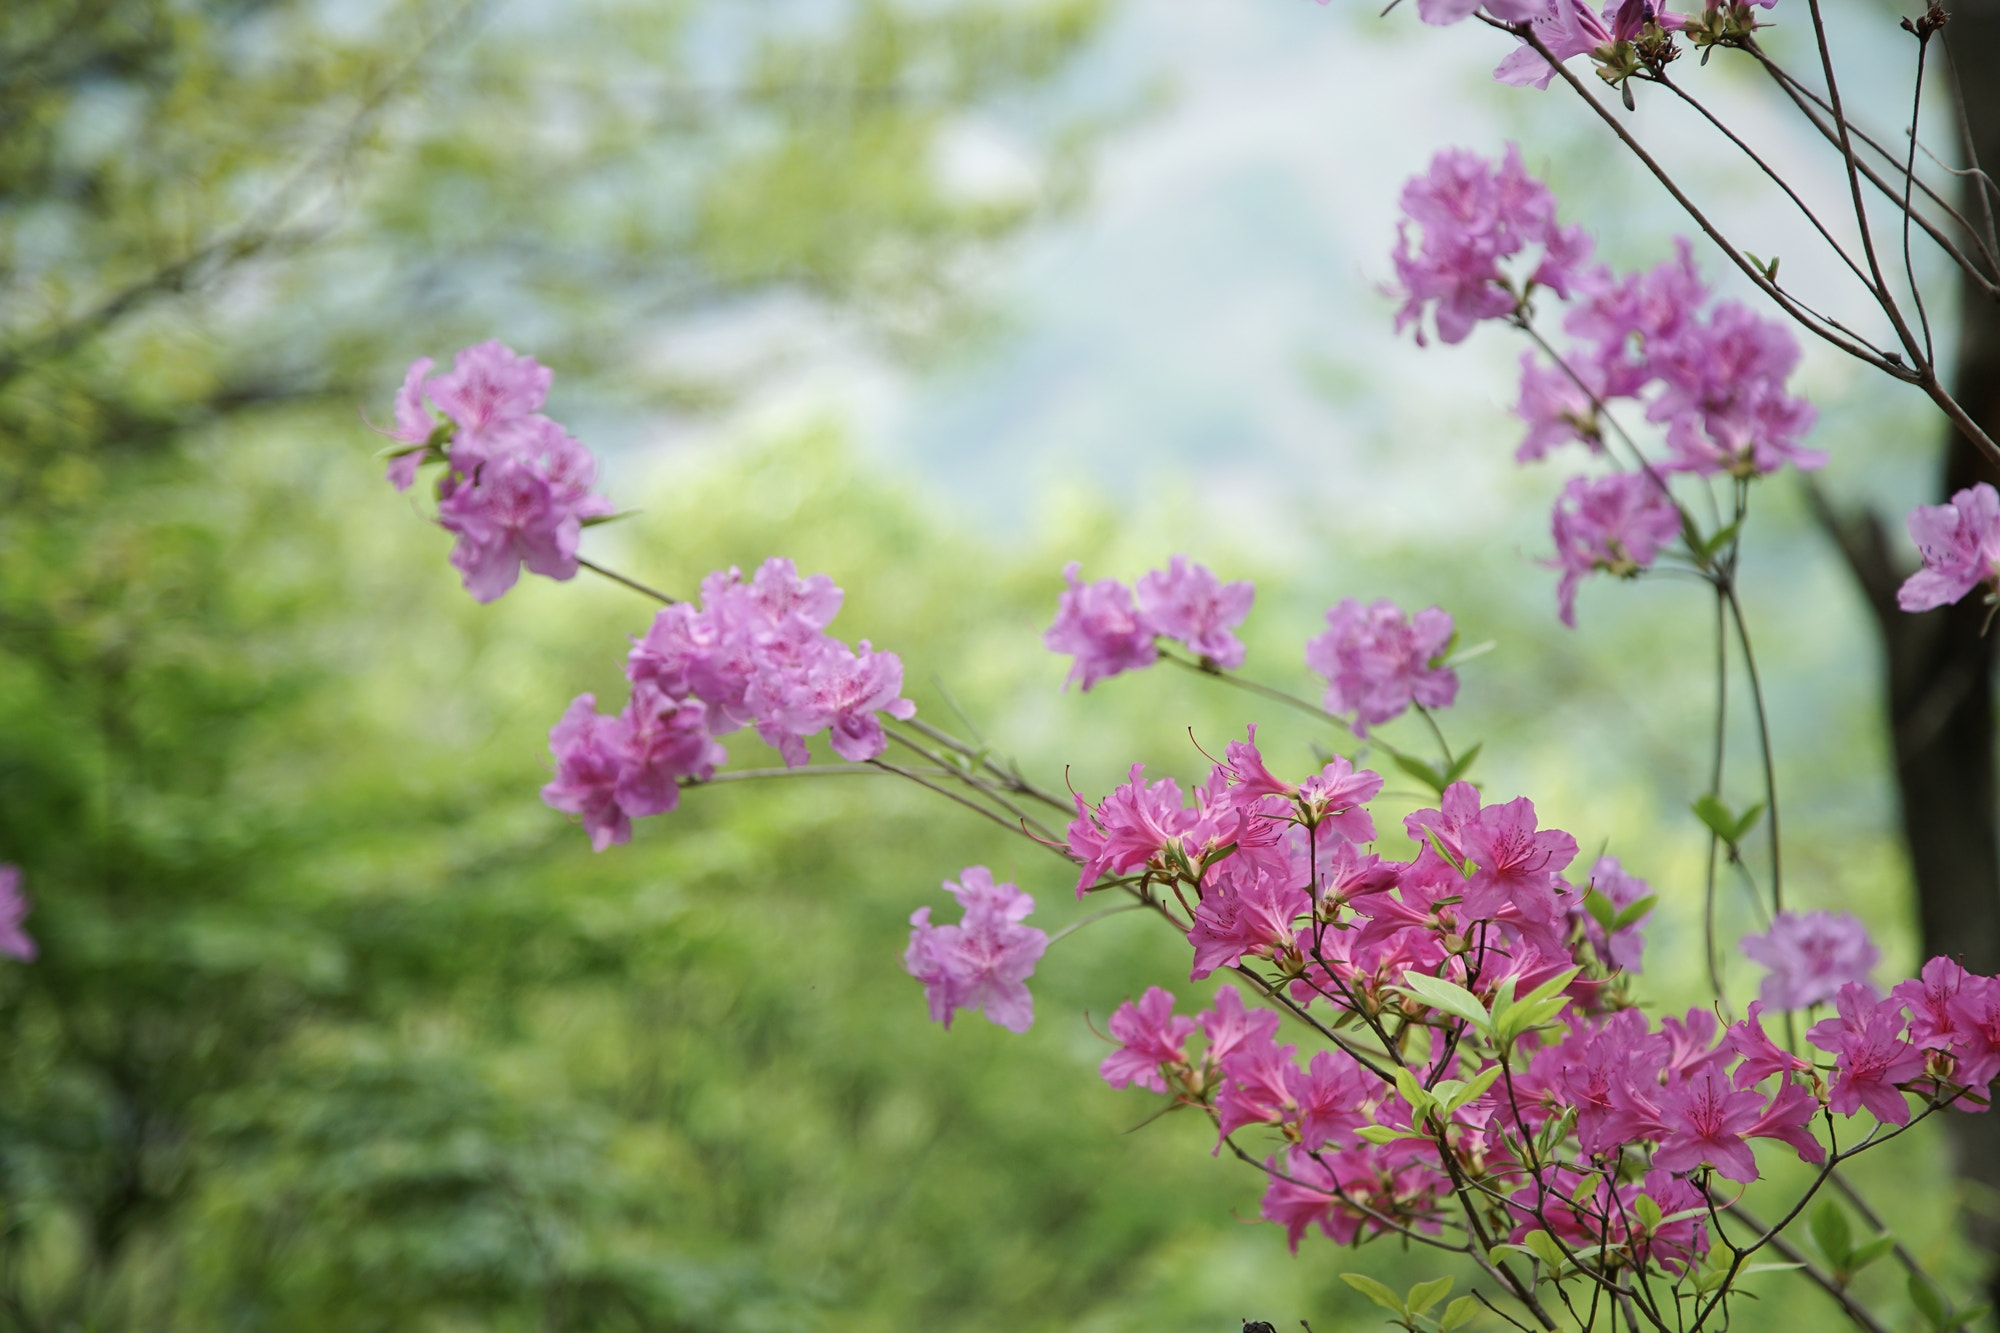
[0,2,1237,1328]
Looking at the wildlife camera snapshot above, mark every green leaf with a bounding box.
[1730,801,1766,844]
[1740,1262,1805,1276]
[1692,793,1741,844]
[1910,1273,1950,1331]
[1632,1194,1663,1231]
[1397,972,1492,1032]
[1439,1294,1479,1332]
[1390,1065,1436,1120]
[1846,1234,1897,1274]
[1440,742,1483,786]
[1341,1272,1408,1316]
[1392,752,1448,796]
[1406,1275,1454,1315]
[1612,895,1657,930]
[1355,1124,1422,1145]
[1809,1199,1853,1271]
[1581,887,1618,933]
[1522,1229,1567,1273]
[1699,517,1744,559]
[1441,1064,1503,1113]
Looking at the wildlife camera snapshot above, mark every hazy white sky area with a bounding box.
[657,0,1953,557]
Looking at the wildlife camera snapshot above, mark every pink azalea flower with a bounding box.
[771,639,917,764]
[903,867,1049,1034]
[614,692,726,819]
[1945,973,2000,1091]
[1565,241,1710,398]
[1492,0,1614,90]
[1187,864,1311,980]
[1403,779,1482,862]
[1650,302,1821,476]
[1297,756,1384,844]
[1134,556,1255,668]
[1514,352,1603,462]
[1726,1000,1809,1087]
[541,694,637,852]
[0,866,36,962]
[1066,764,1191,894]
[1742,910,1879,1011]
[1043,562,1158,691]
[1893,956,1972,1053]
[1807,983,1925,1124]
[1747,1078,1826,1165]
[426,340,552,462]
[1306,598,1459,734]
[436,417,615,603]
[1652,1068,1763,1182]
[1390,145,1593,345]
[1197,986,1281,1067]
[1288,1048,1377,1151]
[374,356,437,491]
[1214,1028,1300,1141]
[1455,793,1578,930]
[1578,854,1653,972]
[1549,472,1683,626]
[1099,987,1196,1092]
[1897,482,2000,612]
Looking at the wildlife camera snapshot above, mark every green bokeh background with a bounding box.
[0,0,1974,1329]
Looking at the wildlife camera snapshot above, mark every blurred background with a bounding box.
[0,0,1983,1329]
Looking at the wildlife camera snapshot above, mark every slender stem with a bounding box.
[1413,702,1454,769]
[1715,1197,1895,1333]
[1652,70,1879,298]
[577,556,677,605]
[1045,901,1145,946]
[895,714,1072,813]
[1704,589,1729,1003]
[1943,41,2000,266]
[691,763,943,783]
[1745,38,2000,289]
[1155,646,1346,729]
[1804,0,1917,368]
[1492,16,1916,379]
[1721,583,1782,913]
[1900,28,1936,366]
[884,727,1061,843]
[868,757,1067,854]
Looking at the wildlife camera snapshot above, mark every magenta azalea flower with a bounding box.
[1044,562,1158,691]
[1390,145,1592,346]
[1305,598,1459,734]
[904,867,1049,1033]
[1897,482,2000,612]
[1099,987,1196,1092]
[1742,910,1879,1011]
[1549,472,1682,626]
[1808,983,1924,1124]
[1135,556,1255,669]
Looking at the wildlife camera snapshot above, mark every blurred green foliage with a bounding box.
[0,1,1986,1331]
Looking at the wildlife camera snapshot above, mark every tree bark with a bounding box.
[1819,0,2000,1300]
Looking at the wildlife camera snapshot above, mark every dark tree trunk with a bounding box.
[1819,0,2000,1302]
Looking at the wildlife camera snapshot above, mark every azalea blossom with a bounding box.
[904,867,1049,1033]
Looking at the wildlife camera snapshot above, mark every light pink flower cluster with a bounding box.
[1742,909,1879,1010]
[1071,739,1997,1259]
[1520,241,1821,478]
[1387,151,1821,621]
[1304,598,1459,733]
[374,342,615,603]
[904,867,1049,1032]
[1390,145,1592,346]
[1043,556,1255,690]
[1897,482,2000,613]
[543,558,916,850]
[1549,473,1682,626]
[0,866,35,963]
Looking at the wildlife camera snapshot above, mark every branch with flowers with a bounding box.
[364,0,2000,1325]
